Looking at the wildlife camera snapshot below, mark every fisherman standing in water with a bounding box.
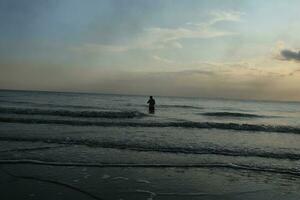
[147,96,155,114]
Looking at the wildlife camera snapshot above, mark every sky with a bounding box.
[1,0,300,101]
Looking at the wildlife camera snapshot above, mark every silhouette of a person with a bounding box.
[147,96,155,114]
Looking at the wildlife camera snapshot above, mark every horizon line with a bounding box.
[1,88,300,104]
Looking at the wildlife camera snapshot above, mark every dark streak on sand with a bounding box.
[0,167,103,200]
[0,145,66,153]
[1,159,300,177]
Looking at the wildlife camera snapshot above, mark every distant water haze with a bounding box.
[2,67,300,102]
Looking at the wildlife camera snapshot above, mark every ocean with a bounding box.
[1,89,300,200]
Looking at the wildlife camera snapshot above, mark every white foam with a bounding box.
[136,179,151,184]
[112,176,129,181]
[135,189,156,200]
[101,174,110,179]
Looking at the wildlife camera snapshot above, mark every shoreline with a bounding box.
[1,162,300,200]
[1,159,300,177]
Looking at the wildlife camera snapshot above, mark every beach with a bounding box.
[1,162,300,200]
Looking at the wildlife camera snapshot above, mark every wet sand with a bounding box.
[1,162,300,200]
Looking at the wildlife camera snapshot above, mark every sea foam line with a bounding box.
[0,107,146,119]
[0,159,300,176]
[1,136,300,160]
[201,112,264,118]
[1,116,300,134]
[0,100,101,109]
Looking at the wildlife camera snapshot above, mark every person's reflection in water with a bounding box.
[147,96,156,114]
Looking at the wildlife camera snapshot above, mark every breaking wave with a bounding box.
[125,104,203,109]
[0,100,102,109]
[1,136,300,160]
[201,112,264,118]
[0,107,147,119]
[1,116,300,134]
[158,105,203,109]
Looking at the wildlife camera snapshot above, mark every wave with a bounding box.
[1,116,300,134]
[0,107,146,119]
[0,100,101,109]
[1,159,300,176]
[159,105,203,109]
[1,135,300,160]
[218,107,252,112]
[201,112,263,118]
[125,104,203,109]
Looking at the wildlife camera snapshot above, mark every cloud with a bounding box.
[154,69,216,77]
[139,11,243,49]
[209,11,244,24]
[73,10,243,53]
[177,69,216,76]
[280,49,300,61]
[152,55,174,64]
[71,43,130,53]
[145,26,235,42]
[186,11,244,27]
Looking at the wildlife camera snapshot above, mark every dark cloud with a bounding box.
[280,49,300,61]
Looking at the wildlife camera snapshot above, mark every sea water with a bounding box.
[1,90,300,198]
